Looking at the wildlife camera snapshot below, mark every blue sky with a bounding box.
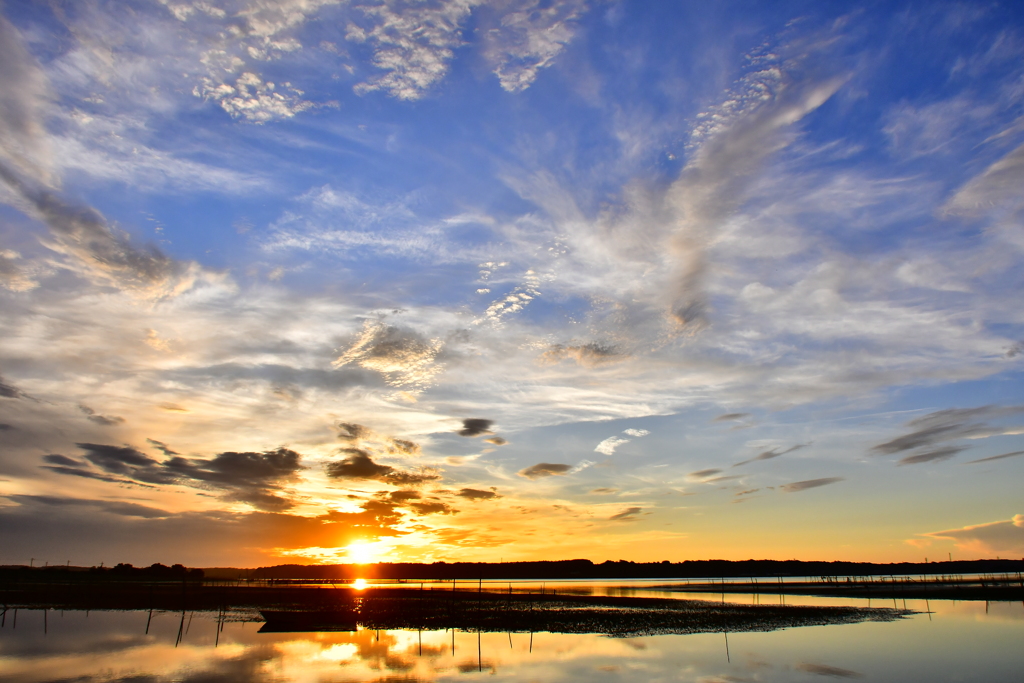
[1,0,1023,567]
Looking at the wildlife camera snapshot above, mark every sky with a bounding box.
[1,0,1023,568]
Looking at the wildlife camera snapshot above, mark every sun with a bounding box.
[346,541,375,564]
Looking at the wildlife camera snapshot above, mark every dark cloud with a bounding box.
[338,422,375,441]
[609,507,642,520]
[456,488,500,501]
[40,465,134,484]
[459,418,493,437]
[897,446,964,466]
[325,448,393,479]
[689,468,722,479]
[79,404,125,426]
[384,470,441,485]
[0,374,25,398]
[336,422,420,456]
[795,662,863,678]
[43,453,85,467]
[77,443,171,483]
[713,412,750,422]
[390,438,420,455]
[871,406,1023,456]
[387,489,422,502]
[966,450,1024,464]
[484,436,507,445]
[590,487,618,494]
[408,500,458,515]
[0,423,12,430]
[57,443,304,510]
[146,438,179,456]
[162,447,304,511]
[781,477,844,493]
[517,462,571,479]
[734,443,808,467]
[324,448,439,486]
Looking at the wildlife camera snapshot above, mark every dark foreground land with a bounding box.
[0,581,905,638]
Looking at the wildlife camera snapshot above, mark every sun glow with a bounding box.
[352,578,368,590]
[346,541,375,564]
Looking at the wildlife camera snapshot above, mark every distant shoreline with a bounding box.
[3,557,1023,581]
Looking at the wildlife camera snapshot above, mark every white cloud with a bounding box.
[480,0,589,92]
[350,0,482,100]
[194,71,314,123]
[623,428,649,437]
[594,436,629,456]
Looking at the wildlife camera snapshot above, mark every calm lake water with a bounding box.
[1,581,1022,682]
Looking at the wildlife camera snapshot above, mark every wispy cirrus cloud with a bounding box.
[872,406,1024,465]
[479,0,590,93]
[780,477,843,493]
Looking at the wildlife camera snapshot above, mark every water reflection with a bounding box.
[1,595,1022,682]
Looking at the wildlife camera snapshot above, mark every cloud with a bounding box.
[484,436,507,445]
[944,142,1024,217]
[456,487,500,500]
[594,436,629,456]
[734,443,807,467]
[42,454,86,467]
[688,468,722,479]
[77,443,172,483]
[337,421,422,455]
[0,15,51,184]
[0,495,410,566]
[896,446,965,466]
[622,428,650,437]
[146,439,179,456]
[540,342,622,367]
[193,71,314,123]
[665,48,845,327]
[325,448,395,479]
[517,462,572,479]
[480,0,589,93]
[408,500,458,515]
[713,412,750,422]
[459,418,493,437]
[781,477,843,493]
[334,319,444,390]
[920,514,1024,555]
[0,374,25,399]
[590,487,617,494]
[0,249,39,291]
[0,162,208,299]
[78,404,125,427]
[350,0,480,100]
[609,506,642,521]
[53,443,305,511]
[162,447,305,511]
[795,662,863,679]
[966,450,1024,464]
[6,495,171,519]
[324,448,440,486]
[872,406,1024,463]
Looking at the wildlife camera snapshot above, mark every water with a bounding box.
[1,582,1021,682]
